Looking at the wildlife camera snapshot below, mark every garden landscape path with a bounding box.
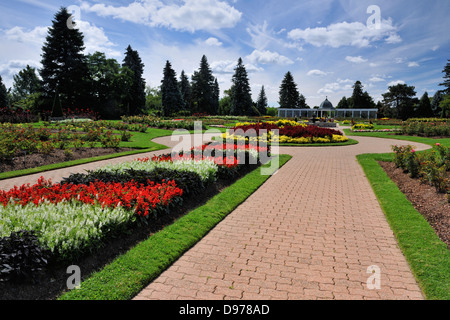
[133,133,431,300]
[0,129,431,300]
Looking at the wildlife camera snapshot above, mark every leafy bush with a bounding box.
[0,230,50,283]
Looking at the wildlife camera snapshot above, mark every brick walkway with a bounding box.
[133,135,430,300]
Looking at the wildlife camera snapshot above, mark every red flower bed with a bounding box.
[279,126,342,138]
[0,177,183,217]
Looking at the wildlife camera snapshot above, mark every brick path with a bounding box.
[133,135,430,300]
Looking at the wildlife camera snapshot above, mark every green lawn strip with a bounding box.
[0,129,174,181]
[58,155,292,300]
[345,129,450,148]
[357,153,450,300]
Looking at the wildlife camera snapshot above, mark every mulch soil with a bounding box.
[0,164,259,300]
[379,161,450,248]
[0,148,134,174]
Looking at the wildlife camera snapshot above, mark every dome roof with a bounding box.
[320,97,334,109]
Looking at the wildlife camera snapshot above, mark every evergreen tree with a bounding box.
[11,65,42,102]
[219,88,232,115]
[191,55,216,115]
[415,92,433,118]
[431,90,444,117]
[439,59,450,95]
[382,83,418,120]
[122,45,146,115]
[351,81,365,109]
[40,7,89,110]
[86,52,133,119]
[256,86,268,115]
[161,61,183,117]
[0,76,9,108]
[212,78,220,115]
[279,72,301,108]
[337,96,349,109]
[179,70,192,112]
[230,58,253,116]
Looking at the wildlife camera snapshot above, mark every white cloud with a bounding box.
[408,61,419,67]
[81,0,242,33]
[307,69,328,77]
[287,19,400,48]
[0,60,41,79]
[5,26,48,45]
[369,76,386,82]
[388,80,405,86]
[210,59,263,74]
[318,78,354,94]
[246,50,294,66]
[345,56,368,64]
[204,37,223,47]
[77,21,121,57]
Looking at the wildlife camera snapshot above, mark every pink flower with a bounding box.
[411,149,416,153]
[436,143,441,146]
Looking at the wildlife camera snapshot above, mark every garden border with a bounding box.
[57,155,292,300]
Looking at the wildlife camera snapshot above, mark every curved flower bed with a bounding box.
[224,121,349,144]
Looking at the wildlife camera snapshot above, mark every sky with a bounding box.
[0,0,449,108]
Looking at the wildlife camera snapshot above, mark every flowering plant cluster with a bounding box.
[0,107,39,124]
[224,121,348,144]
[392,144,450,196]
[398,121,450,137]
[351,123,375,131]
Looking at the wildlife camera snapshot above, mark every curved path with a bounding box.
[0,129,431,300]
[133,133,430,300]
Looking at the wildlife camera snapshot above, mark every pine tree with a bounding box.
[179,70,192,112]
[279,72,301,109]
[161,61,183,117]
[256,86,268,115]
[0,76,9,108]
[11,65,42,102]
[351,81,365,109]
[382,83,418,120]
[122,45,146,115]
[40,7,88,110]
[337,96,349,109]
[191,55,216,115]
[230,58,253,116]
[439,59,450,95]
[415,92,433,117]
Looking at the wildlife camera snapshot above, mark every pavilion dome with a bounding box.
[320,97,334,109]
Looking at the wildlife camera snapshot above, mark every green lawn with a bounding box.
[351,128,450,300]
[58,154,292,300]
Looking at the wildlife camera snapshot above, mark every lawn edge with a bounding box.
[357,153,450,300]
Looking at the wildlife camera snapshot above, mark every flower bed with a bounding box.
[223,121,349,144]
[0,141,267,284]
[397,121,450,137]
[392,143,450,196]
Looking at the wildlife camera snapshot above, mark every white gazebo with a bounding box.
[277,97,378,119]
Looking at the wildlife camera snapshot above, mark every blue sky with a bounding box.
[0,0,449,107]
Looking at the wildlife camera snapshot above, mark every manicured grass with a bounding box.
[345,129,450,148]
[58,155,292,300]
[357,153,450,300]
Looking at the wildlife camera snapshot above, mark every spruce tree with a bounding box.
[11,65,42,102]
[230,58,253,116]
[279,72,301,109]
[415,92,433,117]
[122,45,146,115]
[256,86,268,115]
[0,76,9,108]
[40,7,88,110]
[439,59,450,95]
[179,70,192,112]
[351,81,365,109]
[431,91,444,117]
[161,61,183,117]
[191,55,216,115]
[212,78,220,115]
